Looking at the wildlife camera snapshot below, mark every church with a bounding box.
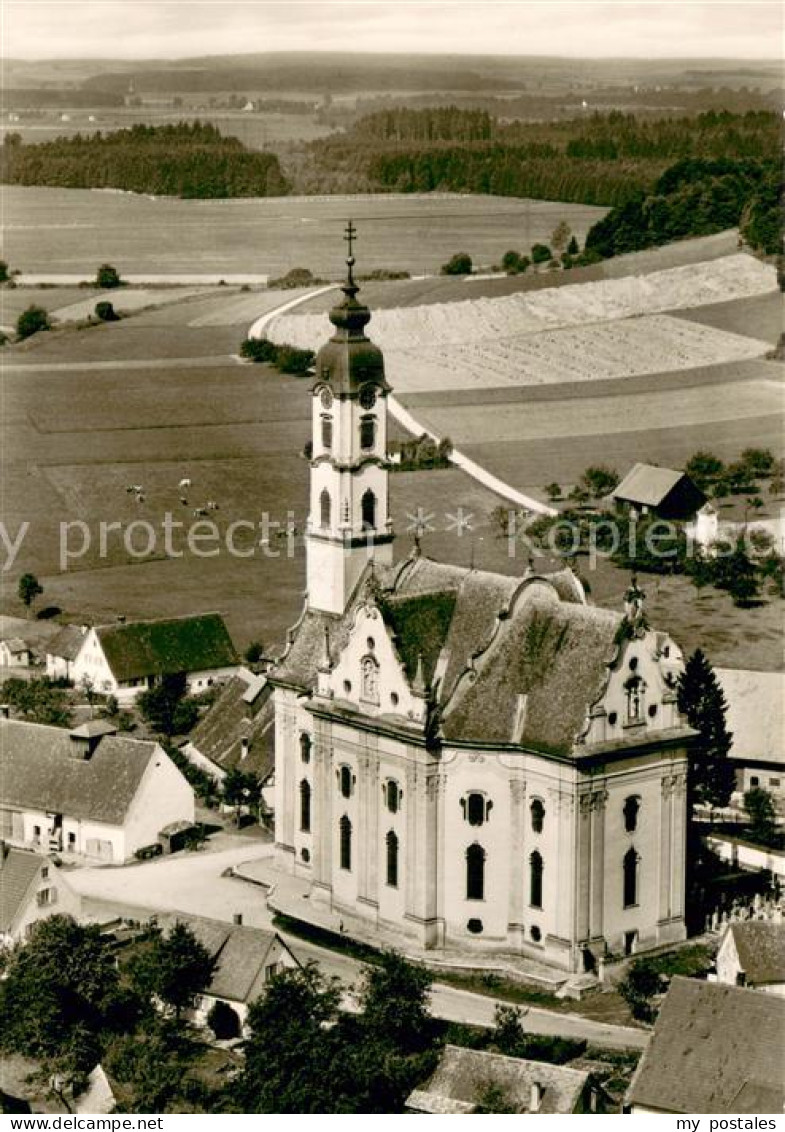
[270,228,693,973]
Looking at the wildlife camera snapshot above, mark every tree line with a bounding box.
[0,121,289,198]
[297,106,779,212]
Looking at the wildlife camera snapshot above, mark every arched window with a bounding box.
[623,795,640,834]
[360,415,376,451]
[466,843,486,900]
[339,765,354,799]
[300,732,311,763]
[299,779,311,833]
[386,830,399,888]
[530,798,545,834]
[385,779,401,814]
[320,489,332,529]
[321,415,333,450]
[360,655,379,704]
[339,815,352,871]
[623,848,639,908]
[530,851,544,908]
[361,489,377,530]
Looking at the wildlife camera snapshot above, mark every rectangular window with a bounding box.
[750,776,760,786]
[265,963,280,982]
[769,778,780,787]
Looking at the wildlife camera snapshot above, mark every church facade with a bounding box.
[271,232,693,973]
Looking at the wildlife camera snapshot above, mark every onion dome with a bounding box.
[313,222,391,399]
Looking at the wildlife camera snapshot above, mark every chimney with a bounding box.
[530,1082,543,1113]
[0,705,9,719]
[233,913,243,926]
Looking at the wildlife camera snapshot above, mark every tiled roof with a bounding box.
[626,977,785,1114]
[612,463,691,507]
[0,719,159,825]
[729,922,785,987]
[0,847,44,934]
[46,624,87,661]
[156,913,288,1004]
[95,613,237,682]
[185,671,274,778]
[271,553,626,757]
[2,639,28,655]
[407,1045,589,1114]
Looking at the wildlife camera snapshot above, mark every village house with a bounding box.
[0,638,31,669]
[406,1045,603,1113]
[0,717,195,863]
[154,913,301,1036]
[65,612,239,702]
[612,463,708,523]
[0,845,80,946]
[183,668,274,781]
[270,232,695,974]
[715,921,785,995]
[0,1056,116,1116]
[716,667,785,804]
[625,976,785,1113]
[45,624,88,681]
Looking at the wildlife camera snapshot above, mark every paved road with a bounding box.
[68,844,646,1051]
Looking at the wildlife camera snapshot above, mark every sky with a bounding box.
[3,0,781,61]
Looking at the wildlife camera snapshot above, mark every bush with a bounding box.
[530,243,552,265]
[276,344,315,375]
[240,337,279,363]
[95,300,120,321]
[618,959,662,1023]
[501,250,521,274]
[16,305,51,340]
[244,641,264,664]
[441,252,472,276]
[0,259,9,283]
[740,447,775,478]
[95,263,123,288]
[267,267,328,289]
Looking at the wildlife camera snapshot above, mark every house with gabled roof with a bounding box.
[612,463,707,522]
[45,624,88,681]
[68,612,239,702]
[407,1045,602,1113]
[716,921,785,995]
[0,845,80,946]
[0,717,194,863]
[269,231,695,974]
[625,976,785,1113]
[154,912,300,1036]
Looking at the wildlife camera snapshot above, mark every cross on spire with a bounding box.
[344,219,357,258]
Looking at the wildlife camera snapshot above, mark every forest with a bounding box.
[0,121,289,198]
[296,107,779,210]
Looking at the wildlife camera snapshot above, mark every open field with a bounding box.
[1,241,781,669]
[2,187,606,277]
[270,254,775,352]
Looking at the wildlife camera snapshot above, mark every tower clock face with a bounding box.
[359,385,376,410]
[320,387,333,409]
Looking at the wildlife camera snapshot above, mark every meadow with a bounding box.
[2,186,606,277]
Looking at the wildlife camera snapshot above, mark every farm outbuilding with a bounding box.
[612,463,707,522]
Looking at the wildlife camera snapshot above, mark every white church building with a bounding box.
[270,228,694,973]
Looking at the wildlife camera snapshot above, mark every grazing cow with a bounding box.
[136,493,145,504]
[193,507,208,517]
[206,500,219,511]
[179,478,192,489]
[180,496,189,506]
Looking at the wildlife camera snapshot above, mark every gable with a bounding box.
[323,601,426,724]
[582,629,685,747]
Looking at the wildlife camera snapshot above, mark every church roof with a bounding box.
[270,553,627,757]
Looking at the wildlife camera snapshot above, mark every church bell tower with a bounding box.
[306,222,395,614]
